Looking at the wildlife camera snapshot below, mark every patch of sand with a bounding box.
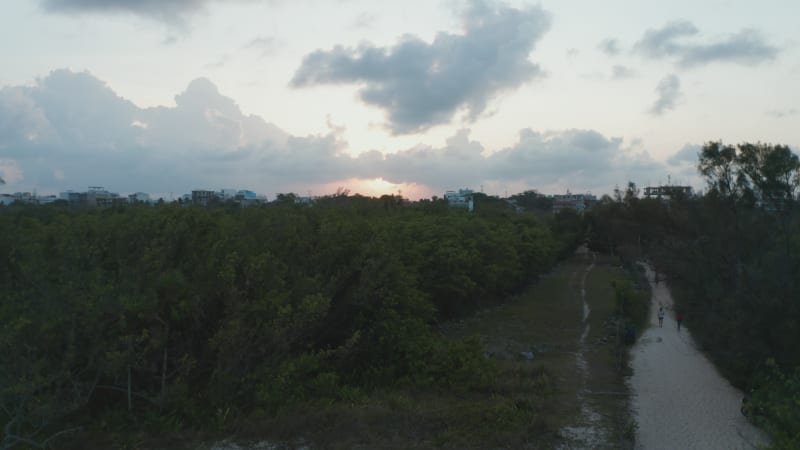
[629,263,768,450]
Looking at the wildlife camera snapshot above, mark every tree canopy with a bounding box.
[0,195,581,447]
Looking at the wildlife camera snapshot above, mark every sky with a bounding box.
[1,0,798,199]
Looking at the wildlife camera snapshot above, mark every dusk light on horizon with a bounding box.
[1,0,798,199]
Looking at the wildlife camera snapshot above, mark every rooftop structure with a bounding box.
[643,185,692,199]
[552,192,596,214]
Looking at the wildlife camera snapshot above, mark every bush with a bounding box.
[748,359,800,449]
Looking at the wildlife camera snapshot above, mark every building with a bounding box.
[86,186,121,207]
[234,190,267,206]
[37,195,58,204]
[128,192,151,204]
[552,193,596,214]
[0,194,14,206]
[444,188,474,211]
[60,190,87,206]
[643,185,692,200]
[11,192,36,204]
[220,188,238,201]
[191,190,218,205]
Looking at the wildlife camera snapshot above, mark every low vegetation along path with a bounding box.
[629,263,768,450]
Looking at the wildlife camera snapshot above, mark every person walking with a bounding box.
[676,310,684,331]
[658,306,665,328]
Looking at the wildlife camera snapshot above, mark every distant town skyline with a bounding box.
[1,0,798,199]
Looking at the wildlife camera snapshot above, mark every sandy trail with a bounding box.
[629,263,768,450]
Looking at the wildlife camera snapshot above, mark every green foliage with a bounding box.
[0,196,574,441]
[611,279,649,334]
[509,190,553,212]
[749,360,800,449]
[590,141,800,446]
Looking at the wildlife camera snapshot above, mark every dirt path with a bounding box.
[560,248,606,447]
[629,263,768,450]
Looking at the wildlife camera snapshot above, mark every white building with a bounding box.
[0,194,14,206]
[444,188,474,211]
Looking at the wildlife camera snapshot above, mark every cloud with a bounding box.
[678,29,780,67]
[0,160,24,185]
[291,1,552,134]
[611,64,635,79]
[0,70,296,193]
[350,12,377,30]
[371,128,670,193]
[635,20,779,68]
[1,70,676,197]
[40,0,254,25]
[766,108,798,118]
[204,54,231,69]
[244,37,281,58]
[598,38,621,56]
[667,143,701,166]
[649,74,681,116]
[635,20,698,58]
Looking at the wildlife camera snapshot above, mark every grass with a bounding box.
[581,254,637,448]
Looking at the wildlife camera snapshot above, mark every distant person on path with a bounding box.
[658,306,665,328]
[676,311,684,331]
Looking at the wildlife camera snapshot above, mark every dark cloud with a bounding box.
[598,38,621,56]
[667,144,701,166]
[40,0,253,25]
[635,20,698,58]
[677,29,780,67]
[1,70,675,196]
[649,74,681,116]
[372,128,669,193]
[291,1,551,134]
[635,20,779,67]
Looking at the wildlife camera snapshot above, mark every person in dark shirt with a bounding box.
[676,310,684,331]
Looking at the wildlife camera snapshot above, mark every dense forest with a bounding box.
[0,194,581,448]
[587,142,800,448]
[4,141,799,448]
